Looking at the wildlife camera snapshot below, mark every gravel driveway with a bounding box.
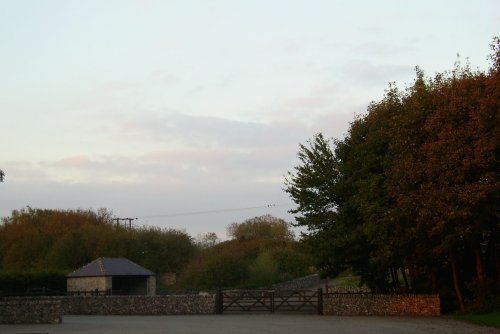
[1,315,499,334]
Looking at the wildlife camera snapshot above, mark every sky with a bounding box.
[1,0,498,239]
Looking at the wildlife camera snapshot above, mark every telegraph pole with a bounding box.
[112,217,137,230]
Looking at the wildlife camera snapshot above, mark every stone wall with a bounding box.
[0,294,215,320]
[323,294,440,316]
[63,295,215,315]
[0,293,439,323]
[0,299,62,324]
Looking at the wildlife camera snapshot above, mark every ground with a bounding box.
[1,315,499,334]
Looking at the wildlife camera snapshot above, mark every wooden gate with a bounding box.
[216,289,323,314]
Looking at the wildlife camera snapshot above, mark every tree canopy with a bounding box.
[227,214,295,241]
[178,215,313,290]
[0,207,196,274]
[285,38,500,311]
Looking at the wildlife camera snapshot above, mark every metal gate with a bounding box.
[216,289,323,314]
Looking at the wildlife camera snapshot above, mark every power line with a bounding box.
[136,203,293,220]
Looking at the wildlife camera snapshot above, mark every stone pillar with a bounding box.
[147,276,156,296]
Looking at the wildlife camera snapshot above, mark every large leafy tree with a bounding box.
[389,50,500,310]
[284,134,349,277]
[286,38,500,309]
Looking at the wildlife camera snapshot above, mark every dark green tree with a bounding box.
[284,134,353,278]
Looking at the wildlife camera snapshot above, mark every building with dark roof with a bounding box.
[67,257,156,295]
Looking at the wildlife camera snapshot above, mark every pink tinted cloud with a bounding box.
[142,148,229,164]
[54,155,92,168]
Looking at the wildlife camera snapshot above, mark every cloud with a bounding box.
[54,155,93,168]
[340,59,414,87]
[350,41,414,58]
[96,111,307,150]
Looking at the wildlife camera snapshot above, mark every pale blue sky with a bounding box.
[1,0,498,238]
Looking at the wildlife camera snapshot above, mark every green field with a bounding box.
[454,312,500,328]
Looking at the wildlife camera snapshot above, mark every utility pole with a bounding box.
[112,217,137,230]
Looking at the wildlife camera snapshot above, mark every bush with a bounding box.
[0,271,66,296]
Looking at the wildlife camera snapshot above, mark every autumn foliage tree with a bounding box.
[0,207,196,275]
[286,38,500,311]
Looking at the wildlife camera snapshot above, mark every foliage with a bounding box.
[0,207,196,275]
[285,38,500,310]
[196,232,220,249]
[0,271,66,296]
[248,251,280,287]
[454,312,500,328]
[0,169,4,182]
[177,215,314,290]
[227,215,295,241]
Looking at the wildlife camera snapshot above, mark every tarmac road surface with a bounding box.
[1,315,499,334]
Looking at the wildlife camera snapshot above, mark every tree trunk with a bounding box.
[390,267,399,291]
[496,253,500,282]
[401,267,410,291]
[429,270,437,294]
[450,255,465,312]
[475,250,487,285]
[409,265,418,290]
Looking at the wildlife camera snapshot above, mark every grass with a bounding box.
[454,311,500,328]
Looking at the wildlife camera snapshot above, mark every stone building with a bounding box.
[67,257,156,296]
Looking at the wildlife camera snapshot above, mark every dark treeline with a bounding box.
[285,39,499,311]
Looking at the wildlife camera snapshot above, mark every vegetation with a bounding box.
[0,209,313,294]
[454,311,500,328]
[0,206,196,294]
[176,215,314,290]
[285,38,500,311]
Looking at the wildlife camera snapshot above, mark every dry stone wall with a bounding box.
[0,299,62,324]
[0,294,215,322]
[323,294,440,316]
[63,295,215,315]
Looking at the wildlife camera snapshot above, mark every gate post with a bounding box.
[215,290,223,314]
[317,288,323,315]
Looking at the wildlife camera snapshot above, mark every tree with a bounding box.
[178,215,314,290]
[0,170,4,182]
[284,134,355,278]
[389,57,500,310]
[285,38,500,309]
[0,207,196,274]
[227,215,295,241]
[196,232,220,249]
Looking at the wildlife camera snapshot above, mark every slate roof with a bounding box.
[67,257,155,278]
